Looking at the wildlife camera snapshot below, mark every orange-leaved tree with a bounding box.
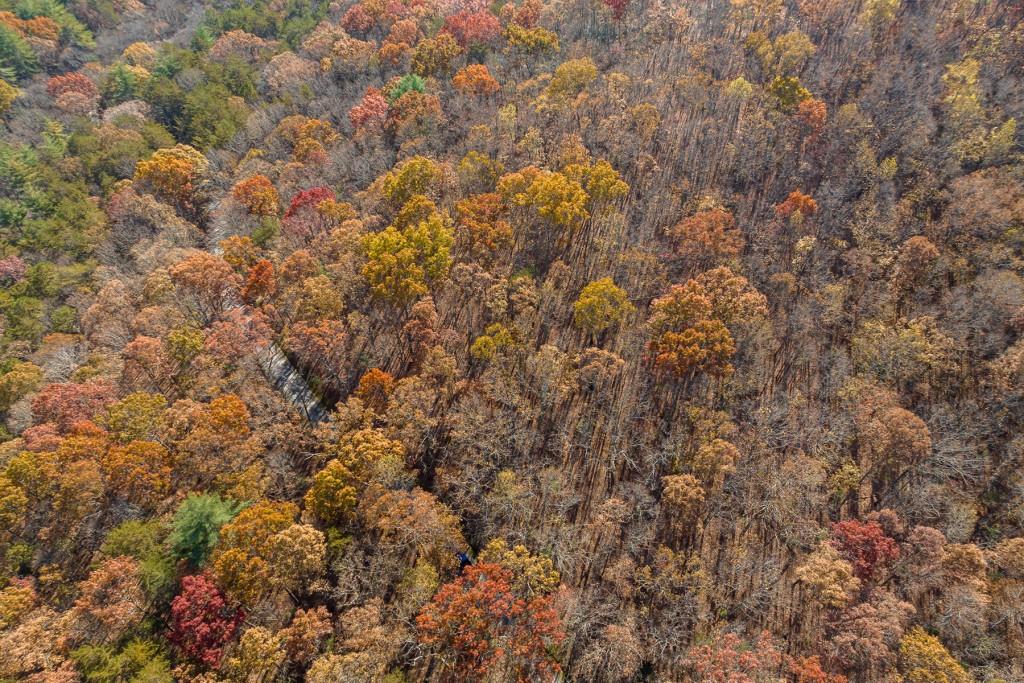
[416,562,564,681]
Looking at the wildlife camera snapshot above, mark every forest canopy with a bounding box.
[0,0,1022,681]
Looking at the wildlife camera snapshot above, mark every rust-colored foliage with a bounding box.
[31,380,116,432]
[169,252,242,321]
[282,606,332,664]
[283,187,339,241]
[831,519,900,582]
[647,280,743,379]
[500,0,541,28]
[68,557,145,641]
[284,187,336,220]
[668,207,745,268]
[0,11,59,40]
[775,190,818,220]
[341,3,374,34]
[232,175,280,216]
[891,235,940,294]
[788,655,848,683]
[242,259,277,304]
[452,64,500,97]
[349,87,388,132]
[354,368,395,413]
[649,320,736,378]
[285,319,347,376]
[442,10,501,48]
[46,73,99,110]
[683,631,782,682]
[416,562,564,681]
[796,98,828,137]
[603,0,631,20]
[455,192,512,262]
[386,90,444,138]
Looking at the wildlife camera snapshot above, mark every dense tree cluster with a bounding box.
[0,0,1022,681]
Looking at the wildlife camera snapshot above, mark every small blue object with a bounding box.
[457,551,472,570]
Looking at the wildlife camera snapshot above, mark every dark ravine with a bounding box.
[208,199,329,423]
[254,343,328,423]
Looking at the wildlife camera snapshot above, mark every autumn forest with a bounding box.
[0,0,1021,681]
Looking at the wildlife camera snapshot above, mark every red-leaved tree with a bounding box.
[442,10,501,48]
[684,630,782,682]
[349,87,388,133]
[168,573,244,667]
[831,519,900,582]
[603,0,630,20]
[282,187,338,241]
[31,380,117,432]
